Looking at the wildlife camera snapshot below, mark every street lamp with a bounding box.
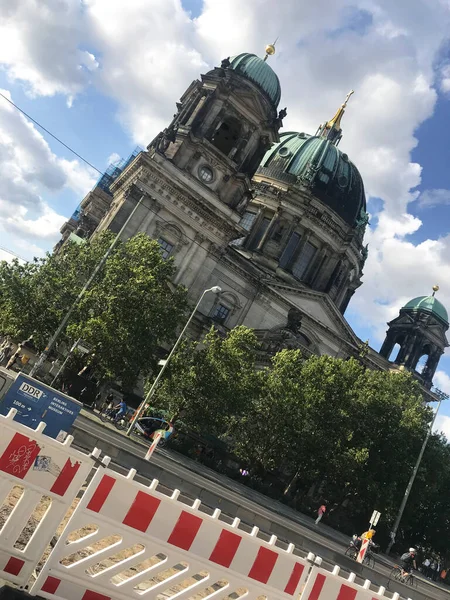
[126,285,222,436]
[386,388,449,554]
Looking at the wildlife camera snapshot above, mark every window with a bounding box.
[239,211,257,231]
[279,232,300,269]
[271,224,284,243]
[157,238,173,259]
[198,165,214,183]
[248,217,270,250]
[212,303,230,324]
[292,242,317,280]
[211,118,241,155]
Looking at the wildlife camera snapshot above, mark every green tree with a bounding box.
[154,326,261,436]
[0,233,187,388]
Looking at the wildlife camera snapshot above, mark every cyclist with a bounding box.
[113,398,127,423]
[400,548,417,580]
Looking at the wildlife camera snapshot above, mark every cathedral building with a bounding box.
[58,45,448,396]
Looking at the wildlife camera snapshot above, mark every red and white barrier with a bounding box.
[0,409,100,587]
[32,465,312,600]
[144,432,162,461]
[300,564,410,600]
[356,538,370,564]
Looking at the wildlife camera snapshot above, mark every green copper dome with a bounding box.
[257,132,366,226]
[229,53,281,107]
[403,295,449,325]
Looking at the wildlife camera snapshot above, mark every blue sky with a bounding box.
[1,0,450,429]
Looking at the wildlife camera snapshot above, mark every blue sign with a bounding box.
[0,374,82,440]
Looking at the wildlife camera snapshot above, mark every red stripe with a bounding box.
[0,433,40,479]
[307,573,326,600]
[41,576,61,594]
[336,584,358,600]
[284,562,305,595]
[3,557,24,576]
[122,491,161,532]
[167,510,203,550]
[248,547,278,583]
[86,475,116,512]
[82,590,111,600]
[209,529,242,567]
[50,458,81,496]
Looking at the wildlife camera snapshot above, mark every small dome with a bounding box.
[229,53,281,107]
[403,296,449,325]
[257,132,366,226]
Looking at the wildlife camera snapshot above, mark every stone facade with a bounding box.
[56,51,447,396]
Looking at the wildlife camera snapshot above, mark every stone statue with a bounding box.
[286,308,302,334]
[157,123,178,154]
[221,57,231,69]
[361,243,369,267]
[355,207,370,231]
[278,107,287,120]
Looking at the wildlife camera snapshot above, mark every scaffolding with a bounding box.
[68,147,143,222]
[96,146,142,194]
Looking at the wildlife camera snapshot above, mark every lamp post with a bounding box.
[386,388,449,554]
[126,285,222,436]
[29,191,146,378]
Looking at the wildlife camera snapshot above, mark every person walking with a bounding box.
[0,342,12,366]
[422,558,430,578]
[315,502,327,525]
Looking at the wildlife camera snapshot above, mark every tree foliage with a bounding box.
[153,326,261,436]
[156,335,450,554]
[0,233,187,388]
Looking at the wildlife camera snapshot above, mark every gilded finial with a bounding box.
[263,39,277,62]
[316,89,355,146]
[343,90,355,107]
[432,284,440,296]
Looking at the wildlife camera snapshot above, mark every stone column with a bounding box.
[307,243,329,286]
[379,331,397,360]
[256,210,280,252]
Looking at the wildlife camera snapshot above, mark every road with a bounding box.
[72,410,450,600]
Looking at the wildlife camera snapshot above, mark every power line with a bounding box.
[0,92,103,175]
[0,246,28,263]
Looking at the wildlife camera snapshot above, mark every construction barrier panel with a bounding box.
[32,465,312,600]
[299,564,411,600]
[0,409,100,587]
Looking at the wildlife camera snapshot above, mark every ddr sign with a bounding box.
[0,374,82,440]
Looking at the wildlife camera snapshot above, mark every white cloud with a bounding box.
[1,0,450,387]
[107,152,121,166]
[435,414,450,440]
[418,189,450,208]
[0,88,96,257]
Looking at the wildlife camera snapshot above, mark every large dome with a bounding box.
[257,131,366,226]
[403,295,449,325]
[229,53,281,107]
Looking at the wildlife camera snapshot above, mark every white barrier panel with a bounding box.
[32,466,312,600]
[0,409,100,587]
[300,565,409,600]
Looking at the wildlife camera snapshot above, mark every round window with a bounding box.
[198,165,214,183]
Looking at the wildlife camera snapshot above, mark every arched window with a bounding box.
[416,354,429,374]
[391,343,402,363]
[211,118,241,156]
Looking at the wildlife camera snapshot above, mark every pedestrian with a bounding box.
[423,558,430,577]
[315,502,327,525]
[79,387,89,405]
[0,342,12,366]
[430,560,437,581]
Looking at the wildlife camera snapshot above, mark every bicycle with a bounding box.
[388,566,417,587]
[345,541,376,568]
[99,407,128,430]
